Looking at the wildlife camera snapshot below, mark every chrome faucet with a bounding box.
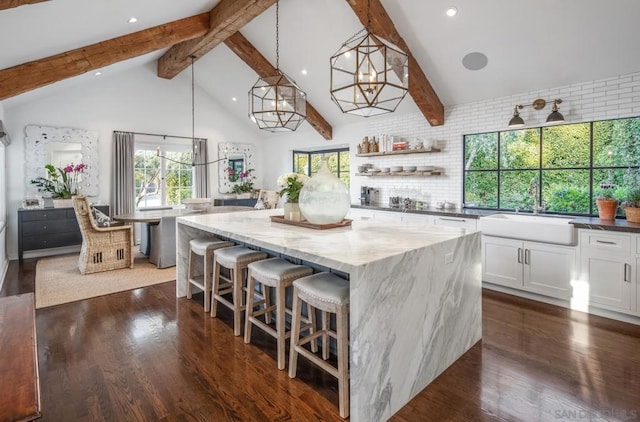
[528,178,544,214]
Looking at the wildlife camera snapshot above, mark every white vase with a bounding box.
[284,202,301,221]
[298,156,350,224]
[53,198,74,208]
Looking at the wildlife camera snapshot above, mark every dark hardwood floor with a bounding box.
[2,259,640,421]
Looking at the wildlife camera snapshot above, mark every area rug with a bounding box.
[35,254,175,309]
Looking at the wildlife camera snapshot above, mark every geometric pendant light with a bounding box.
[330,0,409,117]
[248,0,306,131]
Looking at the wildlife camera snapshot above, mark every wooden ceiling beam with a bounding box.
[0,13,210,101]
[0,0,49,11]
[157,0,276,80]
[225,31,333,140]
[346,0,445,126]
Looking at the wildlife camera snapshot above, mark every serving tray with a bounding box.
[270,215,352,230]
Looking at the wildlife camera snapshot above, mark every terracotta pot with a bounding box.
[596,198,618,220]
[624,206,640,224]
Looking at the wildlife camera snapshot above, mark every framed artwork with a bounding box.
[22,196,44,209]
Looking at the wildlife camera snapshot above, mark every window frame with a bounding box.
[292,147,350,186]
[463,115,640,216]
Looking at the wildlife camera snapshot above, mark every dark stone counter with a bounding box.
[350,204,496,219]
[569,217,640,234]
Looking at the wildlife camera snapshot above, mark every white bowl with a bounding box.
[403,166,417,172]
[390,166,403,172]
[183,198,211,210]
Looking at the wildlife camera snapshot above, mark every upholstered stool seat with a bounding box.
[187,238,234,312]
[211,246,268,336]
[244,257,314,370]
[289,272,350,418]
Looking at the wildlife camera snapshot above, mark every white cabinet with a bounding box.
[482,236,575,300]
[401,213,431,224]
[579,230,636,312]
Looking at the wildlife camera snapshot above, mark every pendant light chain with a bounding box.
[191,56,195,143]
[275,0,280,70]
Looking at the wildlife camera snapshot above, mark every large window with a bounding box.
[463,116,640,216]
[293,148,350,186]
[135,143,193,209]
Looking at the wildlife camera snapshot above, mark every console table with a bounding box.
[18,205,109,261]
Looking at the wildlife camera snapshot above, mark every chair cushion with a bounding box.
[91,206,113,227]
[248,257,312,287]
[294,272,350,305]
[214,246,267,268]
[189,238,234,256]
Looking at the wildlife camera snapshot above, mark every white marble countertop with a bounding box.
[177,209,476,270]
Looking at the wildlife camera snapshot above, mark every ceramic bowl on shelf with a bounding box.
[416,165,435,172]
[403,166,417,172]
[390,166,403,173]
[357,165,367,173]
[380,167,390,173]
[368,168,381,174]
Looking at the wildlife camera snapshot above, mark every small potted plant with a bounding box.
[595,181,618,220]
[622,168,640,223]
[277,172,309,221]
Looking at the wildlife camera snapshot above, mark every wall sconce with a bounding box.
[508,98,564,127]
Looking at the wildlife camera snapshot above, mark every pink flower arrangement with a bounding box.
[30,163,86,198]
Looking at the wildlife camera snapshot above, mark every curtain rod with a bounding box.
[114,130,207,141]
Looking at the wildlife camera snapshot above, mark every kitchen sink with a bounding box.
[479,213,576,245]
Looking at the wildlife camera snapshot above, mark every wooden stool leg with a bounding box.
[244,273,256,344]
[203,250,212,313]
[210,259,221,318]
[276,283,286,370]
[187,249,194,299]
[288,287,302,378]
[322,310,330,360]
[309,305,318,353]
[336,305,349,419]
[232,264,243,336]
[264,285,272,325]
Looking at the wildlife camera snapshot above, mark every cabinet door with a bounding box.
[523,242,575,300]
[582,250,632,311]
[482,236,523,288]
[347,208,374,220]
[401,213,431,224]
[433,216,477,230]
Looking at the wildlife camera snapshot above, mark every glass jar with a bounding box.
[299,156,350,224]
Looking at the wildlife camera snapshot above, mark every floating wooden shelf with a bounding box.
[355,147,441,157]
[355,171,442,177]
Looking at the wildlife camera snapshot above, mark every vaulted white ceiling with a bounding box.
[2,0,640,132]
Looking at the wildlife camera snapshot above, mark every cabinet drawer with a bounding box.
[433,216,477,230]
[22,219,79,236]
[22,233,82,250]
[20,209,69,222]
[579,230,631,255]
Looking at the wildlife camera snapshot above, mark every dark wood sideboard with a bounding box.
[18,205,109,261]
[213,198,257,207]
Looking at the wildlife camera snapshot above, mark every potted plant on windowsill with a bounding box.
[622,168,640,224]
[595,182,619,220]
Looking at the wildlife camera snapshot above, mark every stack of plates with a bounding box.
[390,166,403,172]
[403,166,417,172]
[368,168,381,174]
[380,167,390,173]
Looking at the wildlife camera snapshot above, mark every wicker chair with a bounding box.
[72,196,134,274]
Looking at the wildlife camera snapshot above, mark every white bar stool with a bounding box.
[288,272,350,419]
[244,257,314,370]
[211,246,268,336]
[186,238,234,312]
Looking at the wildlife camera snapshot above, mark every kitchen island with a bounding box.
[176,209,481,421]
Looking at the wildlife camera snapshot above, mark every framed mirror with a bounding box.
[24,125,100,197]
[218,142,255,193]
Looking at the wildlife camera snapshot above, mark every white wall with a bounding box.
[263,71,640,207]
[4,63,264,260]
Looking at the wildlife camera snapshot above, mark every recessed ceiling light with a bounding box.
[301,69,308,75]
[446,6,457,17]
[462,52,488,71]
[232,97,237,102]
[95,71,102,76]
[128,17,138,23]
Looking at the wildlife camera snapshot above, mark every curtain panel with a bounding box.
[110,131,135,217]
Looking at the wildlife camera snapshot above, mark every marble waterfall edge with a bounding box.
[349,232,482,421]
